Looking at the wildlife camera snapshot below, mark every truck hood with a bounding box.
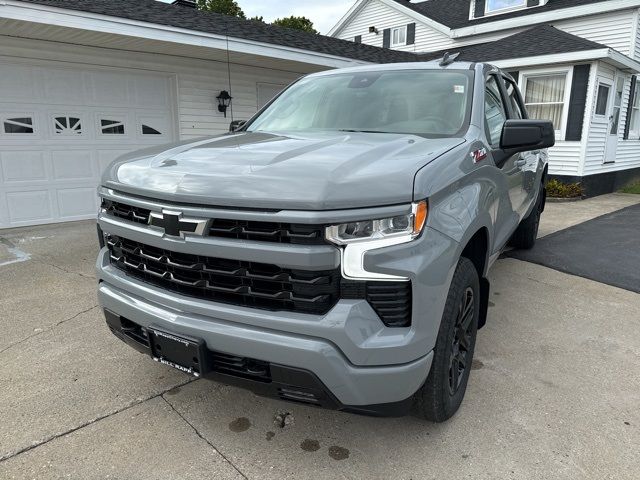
[102,131,465,210]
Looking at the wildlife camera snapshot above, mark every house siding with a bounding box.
[0,37,303,141]
[554,10,636,56]
[336,2,638,57]
[336,0,450,52]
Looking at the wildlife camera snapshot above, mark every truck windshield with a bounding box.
[246,70,473,137]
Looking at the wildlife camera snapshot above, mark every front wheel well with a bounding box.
[460,228,490,329]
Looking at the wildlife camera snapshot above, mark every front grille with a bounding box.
[102,199,151,225]
[107,236,340,315]
[342,280,412,327]
[208,218,324,244]
[101,199,325,244]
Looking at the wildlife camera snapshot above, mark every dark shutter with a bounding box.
[565,64,591,141]
[509,71,520,84]
[354,35,362,44]
[407,23,416,45]
[624,75,636,140]
[474,0,485,18]
[526,0,539,6]
[382,28,391,48]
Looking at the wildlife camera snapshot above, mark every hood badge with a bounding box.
[149,210,208,238]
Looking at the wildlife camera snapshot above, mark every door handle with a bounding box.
[516,158,526,167]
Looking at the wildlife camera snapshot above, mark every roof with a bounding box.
[420,25,609,62]
[16,0,419,64]
[393,0,614,29]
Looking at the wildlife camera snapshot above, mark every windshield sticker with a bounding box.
[454,85,465,94]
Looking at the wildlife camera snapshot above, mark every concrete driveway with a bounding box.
[1,194,639,480]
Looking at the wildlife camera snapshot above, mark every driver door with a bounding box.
[484,75,527,219]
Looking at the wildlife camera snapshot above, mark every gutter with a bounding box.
[0,0,372,69]
[489,48,640,73]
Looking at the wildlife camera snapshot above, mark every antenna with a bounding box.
[439,52,461,67]
[225,20,234,122]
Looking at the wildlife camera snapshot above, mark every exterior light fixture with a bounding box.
[216,90,232,117]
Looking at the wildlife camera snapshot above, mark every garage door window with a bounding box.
[100,119,125,135]
[142,124,161,135]
[4,117,34,134]
[54,116,82,135]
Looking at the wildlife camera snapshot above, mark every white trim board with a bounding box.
[0,0,371,69]
[490,49,640,73]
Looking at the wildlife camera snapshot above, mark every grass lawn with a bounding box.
[620,182,640,194]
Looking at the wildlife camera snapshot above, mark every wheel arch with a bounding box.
[459,227,491,329]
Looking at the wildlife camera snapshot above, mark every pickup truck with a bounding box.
[97,61,554,422]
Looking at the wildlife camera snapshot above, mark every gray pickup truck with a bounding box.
[97,61,554,422]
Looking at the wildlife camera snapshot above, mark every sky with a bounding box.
[159,0,354,34]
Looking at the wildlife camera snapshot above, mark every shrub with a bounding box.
[546,179,584,198]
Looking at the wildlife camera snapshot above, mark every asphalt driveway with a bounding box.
[0,194,639,480]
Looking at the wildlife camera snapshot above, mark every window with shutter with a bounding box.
[523,73,567,134]
[627,77,639,139]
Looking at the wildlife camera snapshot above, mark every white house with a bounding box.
[330,0,640,195]
[1,0,639,228]
[0,0,417,228]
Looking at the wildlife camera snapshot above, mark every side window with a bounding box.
[484,76,507,146]
[504,79,525,119]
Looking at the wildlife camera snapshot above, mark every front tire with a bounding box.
[415,257,479,422]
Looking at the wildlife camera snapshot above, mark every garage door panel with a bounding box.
[0,60,176,228]
[88,71,130,106]
[6,190,52,223]
[42,68,87,105]
[56,187,98,218]
[1,151,47,182]
[133,75,170,108]
[0,65,37,102]
[51,150,95,180]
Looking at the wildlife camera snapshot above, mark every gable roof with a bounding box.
[392,0,615,29]
[420,24,608,61]
[16,0,419,64]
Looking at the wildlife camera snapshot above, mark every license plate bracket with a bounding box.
[148,326,208,377]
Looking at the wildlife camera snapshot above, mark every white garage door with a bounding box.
[0,60,177,228]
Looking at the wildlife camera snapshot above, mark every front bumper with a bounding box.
[98,278,432,411]
[96,191,460,412]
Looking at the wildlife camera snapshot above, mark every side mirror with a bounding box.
[229,120,246,132]
[500,119,555,152]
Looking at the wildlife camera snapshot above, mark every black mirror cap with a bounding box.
[229,120,247,132]
[500,119,555,152]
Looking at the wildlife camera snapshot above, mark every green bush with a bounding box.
[546,179,584,198]
[619,182,640,194]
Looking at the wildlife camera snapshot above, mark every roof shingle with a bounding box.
[18,0,419,64]
[419,25,608,62]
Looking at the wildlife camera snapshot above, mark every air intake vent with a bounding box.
[342,280,412,327]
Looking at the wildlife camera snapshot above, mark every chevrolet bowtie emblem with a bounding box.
[148,210,208,238]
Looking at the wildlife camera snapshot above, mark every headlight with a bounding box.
[326,201,427,280]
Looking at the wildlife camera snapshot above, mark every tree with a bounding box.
[272,16,319,34]
[196,0,245,19]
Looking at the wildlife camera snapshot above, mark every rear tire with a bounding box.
[509,182,545,250]
[415,257,479,422]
